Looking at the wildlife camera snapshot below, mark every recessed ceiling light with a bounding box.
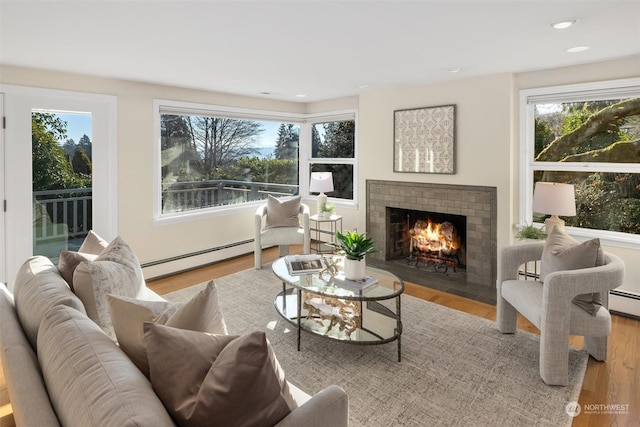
[447,68,463,73]
[551,19,577,29]
[358,84,369,89]
[566,46,590,53]
[295,94,307,98]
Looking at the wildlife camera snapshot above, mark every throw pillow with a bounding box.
[73,236,146,339]
[265,195,301,229]
[57,251,98,290]
[78,230,109,255]
[108,280,227,377]
[145,324,298,427]
[540,226,603,315]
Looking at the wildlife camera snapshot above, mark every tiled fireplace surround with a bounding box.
[366,180,497,303]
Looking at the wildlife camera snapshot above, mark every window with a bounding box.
[307,114,357,202]
[156,101,303,217]
[520,78,640,245]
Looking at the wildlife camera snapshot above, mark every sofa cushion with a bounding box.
[540,226,604,315]
[108,280,227,377]
[37,304,176,427]
[0,284,62,427]
[13,256,86,349]
[266,195,301,229]
[145,324,297,427]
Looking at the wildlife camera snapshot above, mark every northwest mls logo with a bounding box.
[565,401,581,417]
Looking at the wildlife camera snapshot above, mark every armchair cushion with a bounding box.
[540,227,603,315]
[265,195,302,229]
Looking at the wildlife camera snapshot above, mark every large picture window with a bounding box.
[157,102,302,216]
[520,78,640,244]
[154,101,357,221]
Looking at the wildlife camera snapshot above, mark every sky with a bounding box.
[56,113,282,151]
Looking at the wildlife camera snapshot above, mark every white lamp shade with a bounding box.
[309,172,334,193]
[532,182,576,216]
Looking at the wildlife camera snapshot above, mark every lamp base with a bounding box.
[316,193,327,216]
[544,215,565,233]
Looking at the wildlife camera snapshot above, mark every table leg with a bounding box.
[397,294,402,362]
[282,281,287,312]
[297,288,302,351]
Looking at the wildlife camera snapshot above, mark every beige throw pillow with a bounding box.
[78,230,109,254]
[540,226,603,315]
[73,236,145,339]
[57,251,98,290]
[265,195,301,229]
[145,324,297,427]
[108,280,227,377]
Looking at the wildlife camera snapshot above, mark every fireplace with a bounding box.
[366,180,497,304]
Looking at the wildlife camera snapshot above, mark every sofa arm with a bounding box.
[497,242,544,283]
[275,385,348,427]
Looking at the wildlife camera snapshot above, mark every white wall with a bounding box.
[357,73,515,254]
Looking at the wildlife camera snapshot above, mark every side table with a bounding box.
[310,214,342,254]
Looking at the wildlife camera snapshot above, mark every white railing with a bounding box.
[34,188,92,241]
[162,179,299,213]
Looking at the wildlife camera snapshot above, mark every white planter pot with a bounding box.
[344,258,366,280]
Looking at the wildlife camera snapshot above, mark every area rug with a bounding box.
[164,266,587,427]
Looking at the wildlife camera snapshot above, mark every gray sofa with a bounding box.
[0,256,348,427]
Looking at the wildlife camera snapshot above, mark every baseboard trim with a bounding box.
[140,239,253,268]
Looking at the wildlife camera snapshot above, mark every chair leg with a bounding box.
[255,247,262,270]
[584,336,608,361]
[279,245,290,257]
[496,295,517,334]
[540,329,570,386]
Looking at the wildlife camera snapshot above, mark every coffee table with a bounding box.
[272,256,404,361]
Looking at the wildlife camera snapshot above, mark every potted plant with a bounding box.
[330,230,377,280]
[319,202,335,218]
[516,223,546,241]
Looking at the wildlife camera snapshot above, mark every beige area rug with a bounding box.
[164,265,587,427]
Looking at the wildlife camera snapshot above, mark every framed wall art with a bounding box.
[393,104,456,174]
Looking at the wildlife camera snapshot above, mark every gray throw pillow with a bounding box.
[540,226,603,315]
[265,195,301,229]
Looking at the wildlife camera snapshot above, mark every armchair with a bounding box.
[497,241,625,385]
[254,199,310,269]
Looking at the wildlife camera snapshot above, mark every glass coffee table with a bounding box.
[272,256,404,362]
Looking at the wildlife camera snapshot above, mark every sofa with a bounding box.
[0,253,348,427]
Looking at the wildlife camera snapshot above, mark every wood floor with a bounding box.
[1,246,638,426]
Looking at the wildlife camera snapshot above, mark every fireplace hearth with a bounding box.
[366,180,497,304]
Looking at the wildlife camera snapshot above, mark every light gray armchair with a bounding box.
[254,202,310,269]
[497,241,625,385]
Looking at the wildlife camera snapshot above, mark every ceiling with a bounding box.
[1,1,639,103]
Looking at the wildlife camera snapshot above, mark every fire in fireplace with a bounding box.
[386,207,466,273]
[408,218,463,272]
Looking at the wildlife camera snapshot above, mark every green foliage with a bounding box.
[314,121,355,158]
[320,202,334,213]
[516,223,546,240]
[274,124,299,159]
[330,230,377,261]
[534,117,554,158]
[32,112,89,191]
[71,146,92,176]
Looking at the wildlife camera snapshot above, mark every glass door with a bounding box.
[1,86,117,287]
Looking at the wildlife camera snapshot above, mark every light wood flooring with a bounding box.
[1,246,638,427]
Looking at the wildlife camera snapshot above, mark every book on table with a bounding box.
[285,254,326,275]
[332,273,378,290]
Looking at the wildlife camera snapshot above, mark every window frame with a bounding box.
[519,77,640,248]
[302,110,358,209]
[153,100,357,225]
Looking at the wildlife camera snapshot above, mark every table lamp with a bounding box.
[309,172,334,216]
[532,182,576,232]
